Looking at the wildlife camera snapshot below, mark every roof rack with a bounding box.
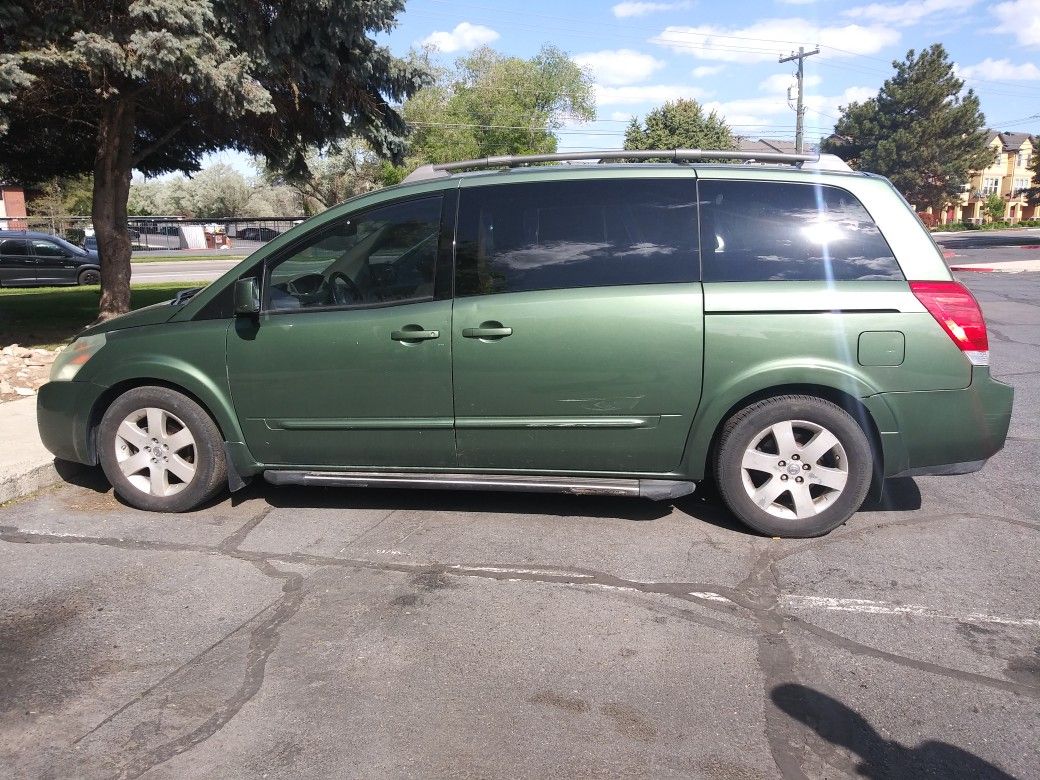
[403,148,826,182]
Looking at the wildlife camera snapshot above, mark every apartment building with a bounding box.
[0,184,28,229]
[946,131,1037,224]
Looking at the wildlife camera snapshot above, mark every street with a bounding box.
[0,271,1036,778]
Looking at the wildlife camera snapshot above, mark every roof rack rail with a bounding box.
[403,148,821,182]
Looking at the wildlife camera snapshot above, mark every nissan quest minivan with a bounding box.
[37,150,1014,538]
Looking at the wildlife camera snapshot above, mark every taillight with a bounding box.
[909,280,989,366]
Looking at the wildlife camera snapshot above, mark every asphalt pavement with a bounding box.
[1,271,1037,778]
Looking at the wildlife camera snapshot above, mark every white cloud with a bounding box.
[594,84,708,105]
[611,111,637,122]
[421,22,499,53]
[651,20,900,63]
[992,0,1040,46]
[844,0,975,27]
[704,85,872,131]
[612,1,693,18]
[573,49,665,86]
[959,58,1040,80]
[692,65,725,77]
[777,0,819,4]
[758,73,821,92]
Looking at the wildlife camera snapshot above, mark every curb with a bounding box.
[0,395,83,505]
[0,460,67,506]
[950,265,997,272]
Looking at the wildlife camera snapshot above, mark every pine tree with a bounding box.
[821,44,990,211]
[0,0,427,318]
[623,99,734,152]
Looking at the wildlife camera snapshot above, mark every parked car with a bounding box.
[235,226,281,242]
[36,150,1013,537]
[0,230,100,286]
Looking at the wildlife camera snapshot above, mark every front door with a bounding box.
[226,193,456,468]
[451,177,704,475]
[30,238,77,284]
[0,238,36,286]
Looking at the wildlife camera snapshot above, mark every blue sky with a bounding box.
[208,0,1040,173]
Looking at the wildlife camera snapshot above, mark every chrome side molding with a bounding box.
[263,470,696,500]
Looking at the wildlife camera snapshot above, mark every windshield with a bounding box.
[53,236,88,256]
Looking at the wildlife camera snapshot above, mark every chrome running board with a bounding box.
[263,470,696,500]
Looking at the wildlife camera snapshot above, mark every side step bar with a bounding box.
[263,470,696,501]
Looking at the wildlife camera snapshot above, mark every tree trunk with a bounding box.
[92,97,136,320]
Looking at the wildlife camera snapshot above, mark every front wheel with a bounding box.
[714,395,873,538]
[78,268,101,285]
[97,386,227,512]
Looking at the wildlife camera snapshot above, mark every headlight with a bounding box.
[50,333,106,382]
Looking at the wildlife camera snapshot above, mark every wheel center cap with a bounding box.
[787,463,801,476]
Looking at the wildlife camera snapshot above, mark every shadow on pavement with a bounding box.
[862,477,922,512]
[771,683,1016,779]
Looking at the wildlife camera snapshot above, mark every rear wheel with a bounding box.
[98,386,226,512]
[715,395,873,537]
[78,268,100,285]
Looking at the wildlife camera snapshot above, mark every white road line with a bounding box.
[687,591,1039,628]
[783,595,1040,628]
[449,565,593,577]
[688,591,733,603]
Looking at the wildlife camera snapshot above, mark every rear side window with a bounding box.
[0,239,29,255]
[698,180,901,282]
[455,179,699,296]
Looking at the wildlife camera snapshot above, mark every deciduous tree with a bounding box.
[623,99,734,152]
[0,0,427,318]
[399,45,595,169]
[821,44,990,211]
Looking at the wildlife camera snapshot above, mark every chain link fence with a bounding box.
[10,216,306,255]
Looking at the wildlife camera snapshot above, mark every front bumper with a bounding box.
[866,367,1014,477]
[37,380,107,466]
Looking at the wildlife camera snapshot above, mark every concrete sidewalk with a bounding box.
[0,396,68,504]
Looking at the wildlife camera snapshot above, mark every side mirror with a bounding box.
[234,277,260,315]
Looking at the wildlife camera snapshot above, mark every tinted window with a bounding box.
[455,179,699,296]
[698,181,901,282]
[0,239,30,255]
[265,196,441,312]
[31,239,65,258]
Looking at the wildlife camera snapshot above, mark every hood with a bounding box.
[78,300,179,338]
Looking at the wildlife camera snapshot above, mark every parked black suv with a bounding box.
[0,230,101,287]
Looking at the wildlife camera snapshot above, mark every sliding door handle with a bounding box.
[391,326,439,342]
[462,322,512,340]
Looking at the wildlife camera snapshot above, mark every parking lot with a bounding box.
[1,271,1037,779]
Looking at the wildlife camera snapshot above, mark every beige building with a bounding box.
[946,131,1038,224]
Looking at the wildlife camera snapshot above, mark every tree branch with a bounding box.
[130,119,189,167]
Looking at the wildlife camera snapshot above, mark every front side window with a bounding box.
[265,196,442,312]
[31,239,65,258]
[698,180,901,282]
[455,178,699,297]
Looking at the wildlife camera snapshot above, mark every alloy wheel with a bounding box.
[114,407,197,496]
[739,419,849,520]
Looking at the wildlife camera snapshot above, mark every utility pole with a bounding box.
[779,46,820,153]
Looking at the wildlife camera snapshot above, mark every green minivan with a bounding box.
[37,150,1013,537]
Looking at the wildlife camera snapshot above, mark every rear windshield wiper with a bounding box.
[171,287,203,305]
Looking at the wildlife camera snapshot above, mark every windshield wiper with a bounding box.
[171,287,203,305]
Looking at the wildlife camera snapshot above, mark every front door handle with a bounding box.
[462,322,512,340]
[391,325,439,342]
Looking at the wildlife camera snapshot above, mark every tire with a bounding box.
[714,395,873,538]
[97,386,227,512]
[78,268,101,285]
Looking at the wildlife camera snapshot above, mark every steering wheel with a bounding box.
[328,271,363,305]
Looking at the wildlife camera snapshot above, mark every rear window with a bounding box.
[455,179,699,296]
[698,180,901,282]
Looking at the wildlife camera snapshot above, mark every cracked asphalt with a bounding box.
[1,272,1038,779]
